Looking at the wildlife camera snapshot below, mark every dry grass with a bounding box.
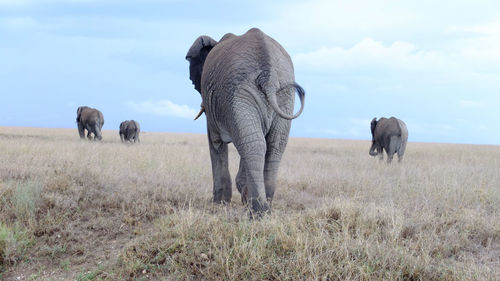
[0,126,498,280]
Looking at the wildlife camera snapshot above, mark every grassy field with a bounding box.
[0,126,498,280]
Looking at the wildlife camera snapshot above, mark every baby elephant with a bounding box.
[119,120,140,143]
[369,117,408,163]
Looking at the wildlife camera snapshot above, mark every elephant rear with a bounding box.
[76,106,104,141]
[396,119,408,159]
[119,120,140,143]
[370,117,408,163]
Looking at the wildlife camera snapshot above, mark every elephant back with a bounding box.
[201,28,295,97]
[375,117,401,137]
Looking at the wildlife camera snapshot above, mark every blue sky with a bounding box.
[1,0,499,144]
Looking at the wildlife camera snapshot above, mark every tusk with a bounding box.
[194,106,205,120]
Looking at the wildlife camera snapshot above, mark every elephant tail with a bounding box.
[266,83,305,120]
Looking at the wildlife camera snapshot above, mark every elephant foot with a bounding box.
[248,198,270,220]
[213,198,231,205]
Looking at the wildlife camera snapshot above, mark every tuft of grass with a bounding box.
[0,222,8,266]
[12,180,42,226]
[0,222,33,268]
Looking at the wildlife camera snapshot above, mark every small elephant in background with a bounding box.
[76,106,104,141]
[369,117,408,163]
[119,120,140,143]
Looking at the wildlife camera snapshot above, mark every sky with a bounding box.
[1,0,500,145]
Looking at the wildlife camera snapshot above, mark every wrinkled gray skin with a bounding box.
[369,117,408,163]
[76,106,104,141]
[119,120,140,143]
[186,28,305,218]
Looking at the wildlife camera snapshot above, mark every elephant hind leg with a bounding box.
[397,142,406,163]
[263,122,290,207]
[236,160,248,205]
[397,150,404,163]
[234,137,269,218]
[377,147,384,161]
[94,124,103,141]
[208,138,232,204]
[387,136,399,163]
[78,123,86,139]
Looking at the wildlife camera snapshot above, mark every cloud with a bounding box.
[458,100,486,109]
[293,38,446,73]
[125,99,198,119]
[448,22,500,36]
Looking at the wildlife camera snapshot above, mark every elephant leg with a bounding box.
[87,129,93,141]
[387,136,399,163]
[386,153,394,163]
[263,124,289,207]
[94,125,102,141]
[208,136,232,204]
[120,133,125,143]
[78,123,85,139]
[377,147,384,161]
[234,133,268,218]
[236,160,248,204]
[397,141,406,163]
[263,157,280,208]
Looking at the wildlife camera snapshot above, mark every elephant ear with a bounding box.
[370,117,378,137]
[185,35,218,93]
[76,106,83,122]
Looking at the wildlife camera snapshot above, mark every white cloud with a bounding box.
[125,99,198,119]
[458,100,486,109]
[448,22,500,36]
[293,38,447,72]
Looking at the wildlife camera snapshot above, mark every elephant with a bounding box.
[119,120,140,143]
[186,28,305,218]
[76,106,104,141]
[369,117,408,163]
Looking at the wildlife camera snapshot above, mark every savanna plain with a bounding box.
[0,126,498,281]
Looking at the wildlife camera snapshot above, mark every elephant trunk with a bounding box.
[267,83,305,120]
[369,142,378,156]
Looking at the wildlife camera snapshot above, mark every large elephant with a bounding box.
[119,120,140,143]
[186,28,305,217]
[369,117,408,163]
[76,106,104,141]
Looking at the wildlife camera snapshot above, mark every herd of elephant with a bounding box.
[75,28,408,218]
[76,106,140,144]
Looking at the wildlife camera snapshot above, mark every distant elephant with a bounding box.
[76,106,104,141]
[119,120,140,143]
[369,117,408,163]
[186,28,305,217]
